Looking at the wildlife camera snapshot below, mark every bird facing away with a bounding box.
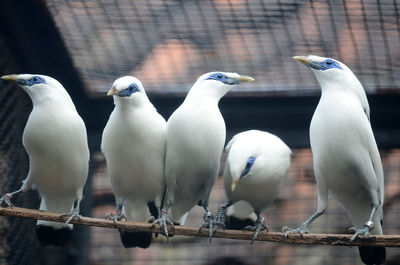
[282,55,385,265]
[215,130,292,243]
[153,72,254,238]
[101,76,166,248]
[0,74,89,247]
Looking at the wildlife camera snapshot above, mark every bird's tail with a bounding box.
[36,197,75,247]
[358,246,386,265]
[225,201,257,229]
[226,216,255,230]
[358,213,385,265]
[118,200,153,248]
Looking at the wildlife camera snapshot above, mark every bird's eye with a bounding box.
[217,74,223,79]
[326,60,333,65]
[129,86,133,91]
[32,77,38,82]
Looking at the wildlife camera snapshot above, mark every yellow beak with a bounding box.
[292,56,310,65]
[231,180,239,192]
[107,86,118,96]
[238,75,255,82]
[1,75,18,81]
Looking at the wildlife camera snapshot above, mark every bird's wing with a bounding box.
[366,126,384,205]
[352,82,370,121]
[359,91,370,121]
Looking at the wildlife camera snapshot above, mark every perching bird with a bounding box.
[215,130,291,243]
[153,72,254,238]
[0,74,89,247]
[282,55,385,265]
[101,76,166,248]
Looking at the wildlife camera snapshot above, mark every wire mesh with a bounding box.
[0,33,45,265]
[45,0,400,94]
[89,149,400,265]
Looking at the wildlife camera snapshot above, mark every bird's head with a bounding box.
[1,74,72,105]
[292,55,358,88]
[107,76,146,99]
[231,156,256,192]
[190,72,254,99]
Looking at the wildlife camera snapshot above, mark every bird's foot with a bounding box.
[199,212,216,242]
[151,210,174,239]
[61,208,82,225]
[0,193,14,208]
[349,221,374,242]
[243,217,268,244]
[105,210,127,226]
[214,206,226,230]
[282,223,311,237]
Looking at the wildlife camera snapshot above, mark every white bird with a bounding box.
[282,55,385,265]
[101,76,166,248]
[0,74,89,247]
[153,72,254,238]
[215,130,291,243]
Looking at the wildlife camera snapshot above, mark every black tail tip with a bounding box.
[226,216,255,230]
[358,246,386,265]
[119,229,152,248]
[35,225,72,247]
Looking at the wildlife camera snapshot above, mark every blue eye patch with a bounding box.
[206,72,240,85]
[308,59,342,71]
[17,76,46,87]
[117,83,140,97]
[239,157,256,179]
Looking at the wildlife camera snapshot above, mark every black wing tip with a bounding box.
[119,229,152,248]
[35,225,72,247]
[358,246,386,265]
[226,216,255,230]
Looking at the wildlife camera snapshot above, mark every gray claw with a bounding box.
[152,210,174,239]
[199,212,215,242]
[0,194,14,208]
[105,211,126,226]
[282,223,311,237]
[244,217,268,244]
[61,209,82,225]
[349,226,371,242]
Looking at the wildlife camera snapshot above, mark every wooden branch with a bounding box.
[1,206,399,247]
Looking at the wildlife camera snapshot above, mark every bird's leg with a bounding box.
[199,205,216,242]
[214,202,233,230]
[105,203,126,226]
[152,186,176,239]
[151,207,174,239]
[0,187,24,208]
[349,205,377,242]
[282,210,325,237]
[243,210,268,244]
[62,199,83,225]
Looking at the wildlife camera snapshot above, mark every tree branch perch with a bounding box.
[1,207,399,247]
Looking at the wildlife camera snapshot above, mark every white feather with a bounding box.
[101,76,166,223]
[223,130,291,218]
[165,72,250,223]
[17,74,89,229]
[307,55,384,234]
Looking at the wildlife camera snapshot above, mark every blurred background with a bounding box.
[0,0,399,264]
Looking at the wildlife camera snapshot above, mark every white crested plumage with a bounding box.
[223,130,291,213]
[1,74,89,246]
[154,72,254,238]
[217,130,291,241]
[101,76,166,248]
[284,55,385,265]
